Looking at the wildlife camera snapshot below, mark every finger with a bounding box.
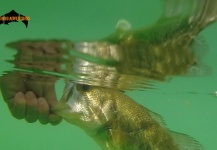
[48,114,62,126]
[0,73,26,101]
[24,79,44,97]
[37,97,49,125]
[25,91,38,123]
[43,82,58,106]
[10,92,26,119]
[19,44,58,97]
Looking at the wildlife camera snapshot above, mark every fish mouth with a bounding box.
[51,101,83,126]
[51,102,71,116]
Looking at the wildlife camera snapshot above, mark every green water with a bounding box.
[0,1,217,150]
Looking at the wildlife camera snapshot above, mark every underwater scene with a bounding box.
[0,0,217,150]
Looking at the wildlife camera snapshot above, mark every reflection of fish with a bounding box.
[5,0,217,90]
[76,0,217,81]
[52,83,204,150]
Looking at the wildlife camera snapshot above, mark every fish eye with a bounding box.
[81,84,90,91]
[76,84,90,92]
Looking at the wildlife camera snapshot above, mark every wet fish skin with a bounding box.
[5,0,217,90]
[76,0,217,81]
[52,84,203,150]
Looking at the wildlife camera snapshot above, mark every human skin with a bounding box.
[0,72,62,125]
[0,39,64,125]
[0,39,65,125]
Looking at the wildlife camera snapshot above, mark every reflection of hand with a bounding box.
[0,40,66,125]
[0,72,62,125]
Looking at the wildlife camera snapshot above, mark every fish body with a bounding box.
[5,0,217,90]
[2,0,217,149]
[73,0,217,81]
[53,0,217,89]
[52,83,203,150]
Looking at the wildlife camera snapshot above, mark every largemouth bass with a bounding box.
[5,0,217,90]
[1,0,216,149]
[52,83,204,150]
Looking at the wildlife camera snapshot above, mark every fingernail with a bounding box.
[15,92,25,98]
[25,91,35,99]
[38,97,46,105]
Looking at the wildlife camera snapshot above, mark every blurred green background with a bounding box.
[0,0,217,150]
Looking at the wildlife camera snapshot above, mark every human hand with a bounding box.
[0,72,62,125]
[0,40,67,125]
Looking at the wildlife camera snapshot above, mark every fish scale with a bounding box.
[50,1,217,149]
[3,0,217,149]
[5,0,217,90]
[52,84,202,150]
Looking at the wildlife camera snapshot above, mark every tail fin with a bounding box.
[161,0,217,30]
[190,0,217,29]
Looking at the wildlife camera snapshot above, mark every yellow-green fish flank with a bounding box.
[52,84,204,150]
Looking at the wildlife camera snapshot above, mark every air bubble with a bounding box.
[214,91,217,97]
[116,19,131,32]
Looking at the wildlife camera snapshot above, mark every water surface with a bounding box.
[0,1,217,150]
